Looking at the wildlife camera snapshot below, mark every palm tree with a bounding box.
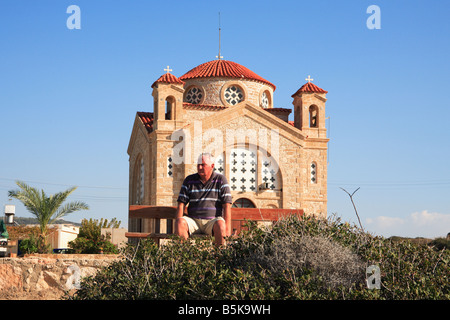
[8,180,89,252]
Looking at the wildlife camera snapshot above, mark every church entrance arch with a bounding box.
[232,198,256,208]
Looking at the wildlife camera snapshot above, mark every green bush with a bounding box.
[429,237,450,251]
[19,231,51,255]
[68,215,449,300]
[68,218,119,254]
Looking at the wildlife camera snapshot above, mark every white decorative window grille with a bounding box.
[310,162,317,184]
[261,155,279,191]
[224,85,244,105]
[229,148,257,192]
[185,87,203,104]
[167,156,173,177]
[260,91,269,108]
[214,153,225,174]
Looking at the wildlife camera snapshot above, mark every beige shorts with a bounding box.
[180,216,225,236]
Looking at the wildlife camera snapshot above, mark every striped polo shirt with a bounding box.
[177,171,232,219]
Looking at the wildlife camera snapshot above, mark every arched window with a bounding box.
[133,156,145,204]
[165,96,174,120]
[232,198,256,208]
[309,105,318,127]
[260,90,271,108]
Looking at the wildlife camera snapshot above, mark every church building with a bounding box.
[127,58,329,234]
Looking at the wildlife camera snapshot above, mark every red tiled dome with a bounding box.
[151,72,185,88]
[180,59,276,90]
[291,82,327,97]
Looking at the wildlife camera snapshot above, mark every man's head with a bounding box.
[197,153,215,181]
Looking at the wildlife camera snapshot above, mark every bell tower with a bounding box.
[292,75,328,139]
[151,66,185,130]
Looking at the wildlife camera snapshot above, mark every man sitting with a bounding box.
[175,153,232,246]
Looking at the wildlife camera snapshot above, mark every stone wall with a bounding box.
[0,254,119,300]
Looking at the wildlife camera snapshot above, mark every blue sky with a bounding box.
[1,0,449,238]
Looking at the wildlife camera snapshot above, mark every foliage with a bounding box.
[4,225,40,241]
[69,215,449,300]
[429,237,450,251]
[8,181,89,253]
[68,218,119,254]
[18,228,51,254]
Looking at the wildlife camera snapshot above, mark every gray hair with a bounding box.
[197,153,215,164]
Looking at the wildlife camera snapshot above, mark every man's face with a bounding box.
[197,156,214,180]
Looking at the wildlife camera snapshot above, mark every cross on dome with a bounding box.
[305,75,314,83]
[164,66,172,73]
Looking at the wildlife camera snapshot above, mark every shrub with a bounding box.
[18,229,51,254]
[429,237,450,251]
[68,218,119,254]
[68,215,449,300]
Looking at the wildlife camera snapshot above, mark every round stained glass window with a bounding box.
[224,85,244,105]
[185,87,203,104]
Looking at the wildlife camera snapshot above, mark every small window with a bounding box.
[165,97,174,120]
[167,156,173,177]
[309,105,318,127]
[185,87,203,104]
[260,91,269,108]
[232,198,256,208]
[310,162,317,184]
[134,157,144,204]
[225,85,244,105]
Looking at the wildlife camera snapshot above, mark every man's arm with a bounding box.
[176,202,185,219]
[222,202,231,237]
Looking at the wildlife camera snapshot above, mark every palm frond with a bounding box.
[8,181,89,234]
[52,201,89,223]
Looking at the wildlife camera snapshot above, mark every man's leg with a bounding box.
[212,219,227,246]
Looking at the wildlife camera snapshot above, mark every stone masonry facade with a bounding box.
[0,254,118,300]
[127,59,329,234]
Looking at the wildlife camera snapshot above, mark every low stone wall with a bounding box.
[0,254,120,300]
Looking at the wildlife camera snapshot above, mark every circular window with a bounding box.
[185,87,203,104]
[224,85,244,106]
[260,91,269,108]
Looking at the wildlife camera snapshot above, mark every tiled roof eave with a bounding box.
[183,103,228,110]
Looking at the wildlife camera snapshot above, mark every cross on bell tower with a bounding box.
[305,75,314,83]
[164,66,172,73]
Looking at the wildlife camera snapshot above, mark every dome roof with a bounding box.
[291,82,327,97]
[180,59,276,90]
[151,72,185,88]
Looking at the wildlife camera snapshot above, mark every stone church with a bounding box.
[127,58,329,234]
